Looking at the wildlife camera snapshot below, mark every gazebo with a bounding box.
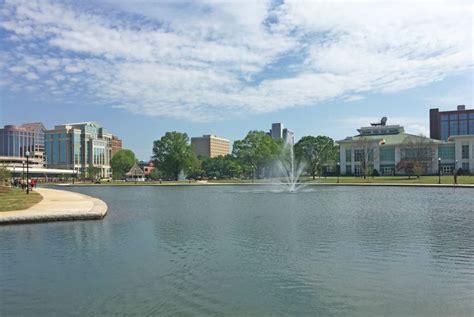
[125,163,145,182]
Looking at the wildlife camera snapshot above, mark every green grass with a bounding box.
[0,187,43,212]
[60,175,474,186]
[301,175,474,185]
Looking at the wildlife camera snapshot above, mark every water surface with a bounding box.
[1,185,473,316]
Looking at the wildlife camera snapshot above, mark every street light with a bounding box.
[25,150,30,194]
[438,157,441,184]
[337,162,340,184]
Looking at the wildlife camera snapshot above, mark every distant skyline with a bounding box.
[0,0,472,160]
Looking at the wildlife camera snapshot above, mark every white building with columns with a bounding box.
[337,123,474,176]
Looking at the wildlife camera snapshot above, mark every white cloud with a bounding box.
[0,0,472,120]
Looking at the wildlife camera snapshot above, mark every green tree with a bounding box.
[232,131,281,179]
[87,166,101,181]
[294,136,337,179]
[148,169,161,181]
[110,149,137,180]
[201,155,242,179]
[0,166,11,186]
[152,132,196,181]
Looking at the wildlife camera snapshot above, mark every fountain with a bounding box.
[276,138,306,192]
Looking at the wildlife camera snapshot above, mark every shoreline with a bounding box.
[54,182,474,189]
[0,188,107,225]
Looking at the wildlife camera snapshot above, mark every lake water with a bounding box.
[1,185,473,316]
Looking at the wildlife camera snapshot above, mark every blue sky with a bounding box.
[0,0,472,160]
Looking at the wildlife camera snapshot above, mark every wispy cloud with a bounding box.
[0,0,472,121]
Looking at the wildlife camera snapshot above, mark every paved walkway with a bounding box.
[0,188,107,224]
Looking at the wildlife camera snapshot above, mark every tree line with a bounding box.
[146,131,338,181]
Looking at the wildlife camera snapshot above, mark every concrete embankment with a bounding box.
[0,188,107,224]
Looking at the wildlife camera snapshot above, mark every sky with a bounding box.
[0,0,472,160]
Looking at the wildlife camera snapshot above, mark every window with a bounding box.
[345,165,352,174]
[380,165,395,176]
[462,163,469,172]
[462,145,469,159]
[345,149,351,162]
[450,120,458,136]
[469,120,474,134]
[441,121,449,140]
[380,148,395,161]
[449,114,458,120]
[442,165,454,174]
[354,149,364,162]
[438,146,455,160]
[440,114,449,122]
[354,166,362,175]
[460,120,468,135]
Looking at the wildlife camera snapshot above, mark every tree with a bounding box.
[353,137,378,180]
[110,149,137,180]
[152,132,196,181]
[148,169,161,181]
[294,136,337,179]
[0,166,11,186]
[397,135,436,178]
[232,131,281,179]
[202,155,242,179]
[87,166,101,181]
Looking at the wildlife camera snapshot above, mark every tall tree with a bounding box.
[397,135,436,178]
[353,137,378,180]
[110,149,137,180]
[294,136,337,179]
[202,155,242,179]
[232,131,281,179]
[152,132,196,181]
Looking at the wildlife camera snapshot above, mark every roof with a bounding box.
[337,132,445,146]
[125,162,145,176]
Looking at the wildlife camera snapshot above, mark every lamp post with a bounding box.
[438,157,441,184]
[25,150,30,194]
[455,160,458,174]
[337,162,340,184]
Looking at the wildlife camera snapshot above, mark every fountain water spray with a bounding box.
[276,138,306,192]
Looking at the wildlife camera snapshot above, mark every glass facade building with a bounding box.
[430,105,474,141]
[45,122,113,178]
[0,123,46,167]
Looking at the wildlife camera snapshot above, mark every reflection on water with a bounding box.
[1,185,473,316]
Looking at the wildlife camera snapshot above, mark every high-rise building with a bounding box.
[430,105,474,141]
[191,135,230,158]
[111,135,123,157]
[0,122,46,167]
[45,122,114,178]
[268,123,294,145]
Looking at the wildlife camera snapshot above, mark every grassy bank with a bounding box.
[53,175,474,186]
[0,187,43,212]
[302,175,474,185]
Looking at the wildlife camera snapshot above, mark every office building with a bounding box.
[0,122,46,167]
[338,117,471,175]
[45,122,114,178]
[191,135,230,158]
[430,105,474,141]
[111,135,123,157]
[268,123,294,145]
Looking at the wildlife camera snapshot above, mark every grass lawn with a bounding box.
[302,175,474,185]
[0,187,43,212]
